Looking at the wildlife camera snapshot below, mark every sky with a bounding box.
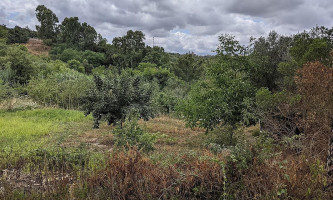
[1,0,333,55]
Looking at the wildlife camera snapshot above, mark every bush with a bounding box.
[80,70,154,128]
[28,70,92,109]
[113,113,156,153]
[75,149,226,199]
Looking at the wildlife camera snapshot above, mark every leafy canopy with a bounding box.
[80,70,154,128]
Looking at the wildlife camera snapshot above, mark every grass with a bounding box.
[3,109,327,199]
[0,108,92,168]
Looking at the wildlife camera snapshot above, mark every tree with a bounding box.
[142,46,169,67]
[0,45,34,84]
[80,71,154,128]
[277,27,333,91]
[249,31,292,91]
[0,25,8,44]
[178,60,254,134]
[7,26,33,44]
[59,17,81,46]
[171,52,204,83]
[79,22,97,50]
[178,35,255,142]
[35,5,59,40]
[133,62,172,88]
[111,30,146,69]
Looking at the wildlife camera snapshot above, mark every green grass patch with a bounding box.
[0,108,92,168]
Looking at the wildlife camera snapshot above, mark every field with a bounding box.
[1,108,230,199]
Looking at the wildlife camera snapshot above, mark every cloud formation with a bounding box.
[1,0,333,55]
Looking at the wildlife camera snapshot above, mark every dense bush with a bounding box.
[28,70,93,109]
[0,44,34,84]
[80,70,154,128]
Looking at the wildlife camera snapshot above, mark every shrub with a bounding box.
[28,70,92,109]
[113,113,156,153]
[75,149,226,199]
[80,70,154,128]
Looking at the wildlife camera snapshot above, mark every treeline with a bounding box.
[0,25,36,44]
[0,5,204,116]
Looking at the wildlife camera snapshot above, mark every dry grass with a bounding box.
[139,115,205,149]
[76,148,226,200]
[23,38,50,56]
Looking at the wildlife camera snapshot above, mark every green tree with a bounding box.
[67,59,85,73]
[59,17,81,46]
[277,26,333,91]
[79,22,97,50]
[249,31,292,91]
[172,52,204,83]
[0,25,8,44]
[111,30,146,69]
[178,35,255,142]
[7,26,36,44]
[35,5,59,40]
[142,46,169,67]
[0,45,34,84]
[134,62,172,88]
[81,71,154,128]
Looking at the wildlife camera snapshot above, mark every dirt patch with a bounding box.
[23,38,50,56]
[0,169,74,194]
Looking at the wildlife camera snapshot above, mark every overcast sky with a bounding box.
[1,0,332,55]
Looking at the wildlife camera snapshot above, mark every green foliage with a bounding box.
[0,25,8,44]
[28,70,93,109]
[0,44,34,84]
[228,140,253,170]
[67,59,85,73]
[7,26,36,44]
[215,34,247,56]
[205,125,237,149]
[134,62,173,88]
[255,88,300,112]
[59,17,98,50]
[178,59,255,132]
[172,52,204,83]
[0,79,15,102]
[79,22,98,50]
[53,48,105,70]
[59,17,81,46]
[58,48,82,62]
[82,50,105,67]
[35,5,59,40]
[277,27,333,91]
[113,113,156,152]
[249,31,292,90]
[111,30,146,69]
[152,76,189,114]
[32,59,68,78]
[142,46,169,67]
[80,70,154,128]
[290,33,332,66]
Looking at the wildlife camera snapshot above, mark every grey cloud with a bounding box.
[227,0,304,17]
[2,0,333,55]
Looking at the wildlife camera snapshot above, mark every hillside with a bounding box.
[23,38,50,56]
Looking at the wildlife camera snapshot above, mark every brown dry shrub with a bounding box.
[295,61,333,157]
[240,152,331,199]
[75,149,225,200]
